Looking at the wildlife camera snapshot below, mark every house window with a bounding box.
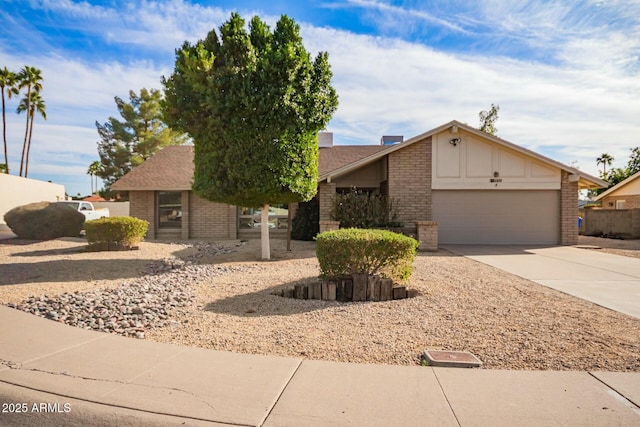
[616,200,627,210]
[158,191,182,229]
[239,205,288,229]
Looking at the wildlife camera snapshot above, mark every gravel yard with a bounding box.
[1,236,639,371]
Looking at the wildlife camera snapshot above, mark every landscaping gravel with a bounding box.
[1,237,639,371]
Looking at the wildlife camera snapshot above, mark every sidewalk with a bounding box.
[0,305,638,426]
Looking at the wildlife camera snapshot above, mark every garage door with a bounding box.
[432,190,559,244]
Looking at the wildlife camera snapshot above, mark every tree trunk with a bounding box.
[286,202,292,251]
[19,87,31,177]
[1,91,8,174]
[24,111,35,178]
[261,204,270,260]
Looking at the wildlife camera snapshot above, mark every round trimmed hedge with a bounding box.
[85,216,148,250]
[315,228,419,284]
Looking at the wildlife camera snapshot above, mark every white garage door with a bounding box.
[432,190,560,244]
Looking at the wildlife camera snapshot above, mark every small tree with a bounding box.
[479,103,499,136]
[163,13,338,259]
[95,88,187,188]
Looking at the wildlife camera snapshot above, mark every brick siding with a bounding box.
[129,190,237,240]
[601,195,640,210]
[318,182,336,222]
[387,137,432,223]
[189,193,237,239]
[560,171,578,245]
[129,191,156,239]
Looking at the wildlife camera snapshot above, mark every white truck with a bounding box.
[58,201,109,221]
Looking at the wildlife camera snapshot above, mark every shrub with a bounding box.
[330,187,402,228]
[316,228,419,284]
[85,216,148,250]
[291,198,319,241]
[4,202,84,240]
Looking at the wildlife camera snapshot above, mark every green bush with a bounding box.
[330,187,402,228]
[85,216,148,249]
[291,198,319,241]
[316,228,419,284]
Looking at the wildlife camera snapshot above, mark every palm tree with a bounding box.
[17,91,46,178]
[16,66,43,177]
[0,67,19,174]
[596,153,614,175]
[87,160,102,194]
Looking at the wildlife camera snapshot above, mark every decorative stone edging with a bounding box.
[273,273,419,302]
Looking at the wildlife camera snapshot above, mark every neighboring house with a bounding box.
[111,120,606,245]
[594,170,640,209]
[83,195,106,202]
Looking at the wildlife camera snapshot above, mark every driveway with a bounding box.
[443,245,640,319]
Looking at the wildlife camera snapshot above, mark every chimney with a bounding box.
[319,132,333,148]
[380,135,403,145]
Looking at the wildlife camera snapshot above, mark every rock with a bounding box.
[4,201,85,240]
[10,242,249,340]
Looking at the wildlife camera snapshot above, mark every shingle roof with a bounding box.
[111,144,386,191]
[594,170,639,201]
[111,145,196,191]
[318,145,387,176]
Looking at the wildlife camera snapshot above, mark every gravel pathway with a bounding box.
[2,237,639,371]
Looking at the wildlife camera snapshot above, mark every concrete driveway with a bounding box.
[443,245,640,319]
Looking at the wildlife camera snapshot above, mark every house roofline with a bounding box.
[594,169,640,201]
[319,120,608,190]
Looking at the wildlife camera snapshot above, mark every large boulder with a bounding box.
[4,202,85,240]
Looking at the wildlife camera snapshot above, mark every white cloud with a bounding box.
[2,0,639,196]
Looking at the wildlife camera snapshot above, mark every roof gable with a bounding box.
[319,120,607,190]
[594,170,640,201]
[111,145,195,191]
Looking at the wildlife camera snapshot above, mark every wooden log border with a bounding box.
[272,274,418,302]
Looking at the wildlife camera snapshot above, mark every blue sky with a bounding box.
[1,0,639,197]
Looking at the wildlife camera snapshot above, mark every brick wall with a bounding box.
[189,193,237,239]
[318,182,336,222]
[129,191,155,239]
[387,137,431,223]
[601,194,640,210]
[560,171,579,245]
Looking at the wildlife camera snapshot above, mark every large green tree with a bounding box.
[0,67,19,174]
[163,13,338,260]
[95,88,188,188]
